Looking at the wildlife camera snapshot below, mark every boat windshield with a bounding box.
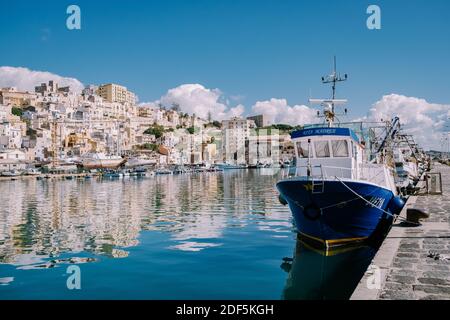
[314,141,330,158]
[296,141,310,158]
[331,140,349,157]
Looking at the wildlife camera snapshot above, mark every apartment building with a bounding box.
[221,117,256,164]
[246,114,268,128]
[0,87,37,107]
[97,83,136,105]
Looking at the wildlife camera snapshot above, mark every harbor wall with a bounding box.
[351,163,450,300]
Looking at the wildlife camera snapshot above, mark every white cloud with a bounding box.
[0,66,84,94]
[251,98,318,126]
[363,94,450,150]
[158,84,244,120]
[2,67,445,151]
[138,101,158,109]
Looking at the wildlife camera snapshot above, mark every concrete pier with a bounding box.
[351,163,450,300]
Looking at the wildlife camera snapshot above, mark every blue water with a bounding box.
[0,170,375,299]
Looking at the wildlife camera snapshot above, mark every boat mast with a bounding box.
[324,56,344,100]
[310,56,348,127]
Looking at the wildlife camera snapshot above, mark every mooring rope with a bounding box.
[320,187,380,211]
[279,176,422,226]
[334,176,421,226]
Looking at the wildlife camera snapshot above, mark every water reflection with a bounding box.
[0,170,290,267]
[281,239,377,300]
[0,170,378,299]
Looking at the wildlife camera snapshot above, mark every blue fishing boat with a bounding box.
[215,163,248,170]
[277,59,405,248]
[102,170,121,178]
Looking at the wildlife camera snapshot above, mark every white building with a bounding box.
[0,149,27,161]
[0,121,23,149]
[0,159,27,172]
[221,117,256,164]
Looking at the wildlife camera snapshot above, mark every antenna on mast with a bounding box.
[321,55,347,99]
[310,56,348,127]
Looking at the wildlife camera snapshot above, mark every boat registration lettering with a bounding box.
[302,128,337,136]
[366,196,385,209]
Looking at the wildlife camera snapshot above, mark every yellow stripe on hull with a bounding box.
[298,231,368,249]
[298,239,367,257]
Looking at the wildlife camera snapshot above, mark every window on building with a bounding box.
[314,141,330,158]
[296,141,310,158]
[331,140,349,157]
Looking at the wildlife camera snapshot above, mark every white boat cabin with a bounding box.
[290,127,397,192]
[292,127,363,179]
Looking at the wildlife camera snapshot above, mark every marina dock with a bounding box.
[0,173,94,181]
[351,163,450,300]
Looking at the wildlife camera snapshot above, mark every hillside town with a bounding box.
[0,81,296,175]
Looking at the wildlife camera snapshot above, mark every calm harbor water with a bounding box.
[0,170,376,299]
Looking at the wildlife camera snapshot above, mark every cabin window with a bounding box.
[314,141,330,158]
[296,141,309,158]
[331,140,349,157]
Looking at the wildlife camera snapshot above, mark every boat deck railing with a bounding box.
[358,163,389,187]
[282,165,353,179]
[281,163,389,188]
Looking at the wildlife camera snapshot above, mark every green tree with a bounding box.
[11,107,23,117]
[144,125,164,139]
[187,126,195,135]
[142,143,158,151]
[271,124,293,131]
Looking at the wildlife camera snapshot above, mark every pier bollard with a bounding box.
[406,208,429,226]
[425,172,443,195]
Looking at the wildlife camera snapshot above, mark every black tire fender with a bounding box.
[278,194,288,206]
[303,203,322,220]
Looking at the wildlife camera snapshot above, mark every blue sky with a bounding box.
[1,0,449,119]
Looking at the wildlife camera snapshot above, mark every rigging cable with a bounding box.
[334,176,421,226]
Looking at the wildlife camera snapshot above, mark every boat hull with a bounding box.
[216,164,247,170]
[125,159,156,168]
[276,178,400,247]
[82,159,126,169]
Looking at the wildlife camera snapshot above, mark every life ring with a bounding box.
[303,203,322,220]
